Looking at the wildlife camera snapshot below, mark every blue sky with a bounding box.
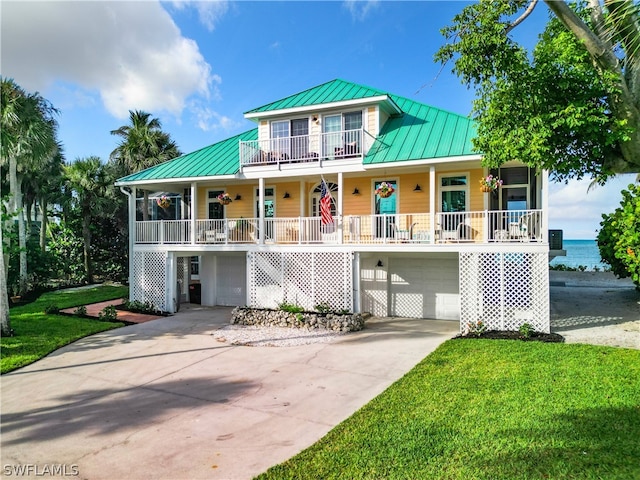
[1,0,635,239]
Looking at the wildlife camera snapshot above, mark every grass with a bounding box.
[257,340,640,480]
[1,284,129,374]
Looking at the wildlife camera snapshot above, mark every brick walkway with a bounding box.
[60,299,164,324]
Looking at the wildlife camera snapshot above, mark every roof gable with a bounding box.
[244,79,401,117]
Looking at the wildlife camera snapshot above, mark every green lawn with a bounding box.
[257,340,640,480]
[1,284,128,374]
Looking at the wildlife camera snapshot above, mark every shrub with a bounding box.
[519,323,534,338]
[278,301,304,313]
[98,305,118,322]
[73,305,87,316]
[44,304,60,314]
[597,183,640,288]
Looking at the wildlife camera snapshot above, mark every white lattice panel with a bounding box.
[131,251,168,311]
[248,251,352,312]
[460,252,549,333]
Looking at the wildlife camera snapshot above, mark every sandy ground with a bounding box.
[550,271,640,349]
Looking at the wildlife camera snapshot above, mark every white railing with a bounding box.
[239,128,364,167]
[135,220,191,244]
[134,210,545,245]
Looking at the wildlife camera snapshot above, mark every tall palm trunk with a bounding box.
[8,154,28,295]
[82,199,93,284]
[0,225,12,336]
[39,200,48,252]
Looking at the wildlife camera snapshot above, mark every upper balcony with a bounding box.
[239,128,370,168]
[134,210,545,248]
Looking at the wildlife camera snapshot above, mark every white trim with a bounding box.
[363,154,483,170]
[244,95,402,120]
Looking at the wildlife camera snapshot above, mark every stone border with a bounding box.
[230,307,366,332]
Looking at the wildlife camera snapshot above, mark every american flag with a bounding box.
[320,179,333,225]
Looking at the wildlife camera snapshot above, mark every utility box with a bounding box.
[549,230,563,250]
[189,283,201,304]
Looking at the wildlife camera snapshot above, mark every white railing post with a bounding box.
[160,220,164,244]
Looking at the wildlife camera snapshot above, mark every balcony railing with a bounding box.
[134,210,544,246]
[239,128,367,167]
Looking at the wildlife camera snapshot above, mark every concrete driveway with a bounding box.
[1,306,457,480]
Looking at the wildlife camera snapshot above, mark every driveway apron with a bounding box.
[1,306,457,480]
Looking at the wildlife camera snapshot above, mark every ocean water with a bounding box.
[549,239,609,271]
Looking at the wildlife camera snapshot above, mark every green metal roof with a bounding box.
[364,94,478,164]
[244,78,400,115]
[116,129,257,184]
[116,80,479,185]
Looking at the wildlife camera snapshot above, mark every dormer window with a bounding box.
[323,111,362,159]
[271,118,309,160]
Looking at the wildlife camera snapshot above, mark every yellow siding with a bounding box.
[367,107,376,134]
[275,181,302,217]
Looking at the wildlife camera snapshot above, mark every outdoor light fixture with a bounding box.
[376,259,384,267]
[234,194,242,201]
[352,188,360,195]
[414,184,422,192]
[283,192,291,199]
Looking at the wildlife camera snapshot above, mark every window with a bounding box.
[270,118,309,160]
[440,174,468,213]
[322,111,362,158]
[208,190,224,220]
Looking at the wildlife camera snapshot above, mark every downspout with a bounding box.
[120,186,135,301]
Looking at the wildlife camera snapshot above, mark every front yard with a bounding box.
[1,285,128,374]
[257,339,640,480]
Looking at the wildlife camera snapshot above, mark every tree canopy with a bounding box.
[436,0,640,183]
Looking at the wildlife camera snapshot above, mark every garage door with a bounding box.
[216,255,246,306]
[389,257,459,319]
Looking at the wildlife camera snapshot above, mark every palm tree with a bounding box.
[1,78,58,329]
[110,110,181,220]
[64,156,112,284]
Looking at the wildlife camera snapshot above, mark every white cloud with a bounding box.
[343,0,380,21]
[170,0,230,31]
[1,1,215,119]
[191,103,242,132]
[548,175,637,239]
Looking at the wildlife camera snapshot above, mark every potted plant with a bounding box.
[480,175,503,192]
[375,182,395,198]
[156,195,171,209]
[217,193,233,205]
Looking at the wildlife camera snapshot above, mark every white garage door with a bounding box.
[216,255,246,306]
[389,257,459,319]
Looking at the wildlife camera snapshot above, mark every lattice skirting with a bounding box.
[460,252,550,333]
[131,251,168,312]
[248,251,353,312]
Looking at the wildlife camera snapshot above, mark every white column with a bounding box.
[337,172,343,244]
[352,252,361,313]
[129,187,136,301]
[541,169,549,243]
[190,182,197,244]
[429,166,436,243]
[258,177,265,245]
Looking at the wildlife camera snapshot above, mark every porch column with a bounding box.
[190,182,196,245]
[129,187,136,299]
[541,169,549,242]
[337,171,343,244]
[258,177,265,245]
[429,166,436,243]
[353,252,361,313]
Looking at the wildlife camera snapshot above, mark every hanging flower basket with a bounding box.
[480,175,502,193]
[156,195,171,209]
[217,193,232,205]
[375,182,395,198]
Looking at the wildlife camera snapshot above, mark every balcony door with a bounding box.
[271,118,308,160]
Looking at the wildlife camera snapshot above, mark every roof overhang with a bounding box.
[244,95,403,122]
[363,154,483,170]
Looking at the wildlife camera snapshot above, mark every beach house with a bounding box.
[115,79,555,333]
